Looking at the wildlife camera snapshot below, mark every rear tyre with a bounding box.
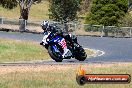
[48,46,63,62]
[74,44,87,61]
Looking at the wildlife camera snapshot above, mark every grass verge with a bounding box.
[0,63,131,88]
[0,38,93,62]
[0,38,50,62]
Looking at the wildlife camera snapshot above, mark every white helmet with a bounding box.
[41,20,49,30]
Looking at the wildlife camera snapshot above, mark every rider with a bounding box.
[40,20,75,46]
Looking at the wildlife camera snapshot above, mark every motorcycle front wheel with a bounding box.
[48,45,63,62]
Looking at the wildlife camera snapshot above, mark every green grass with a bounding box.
[0,63,131,88]
[0,0,49,20]
[0,38,93,62]
[0,38,50,62]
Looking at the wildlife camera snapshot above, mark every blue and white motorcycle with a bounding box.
[41,31,87,62]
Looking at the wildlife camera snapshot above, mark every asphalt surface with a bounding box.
[0,31,132,63]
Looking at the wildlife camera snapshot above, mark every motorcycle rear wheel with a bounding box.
[74,44,87,61]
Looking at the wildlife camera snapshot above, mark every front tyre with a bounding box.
[48,46,63,62]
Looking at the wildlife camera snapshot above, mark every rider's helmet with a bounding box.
[41,20,49,31]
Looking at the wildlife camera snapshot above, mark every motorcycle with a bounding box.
[41,31,87,62]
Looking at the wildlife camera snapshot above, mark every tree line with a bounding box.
[0,0,131,28]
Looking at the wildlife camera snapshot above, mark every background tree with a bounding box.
[49,0,81,32]
[0,0,42,31]
[0,0,18,9]
[49,0,81,22]
[85,0,128,26]
[120,13,132,27]
[0,0,41,19]
[79,0,92,15]
[128,0,132,11]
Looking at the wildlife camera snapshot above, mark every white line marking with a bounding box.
[84,48,105,58]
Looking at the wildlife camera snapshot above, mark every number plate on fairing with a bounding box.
[58,38,67,49]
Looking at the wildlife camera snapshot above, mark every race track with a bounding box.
[0,31,132,63]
